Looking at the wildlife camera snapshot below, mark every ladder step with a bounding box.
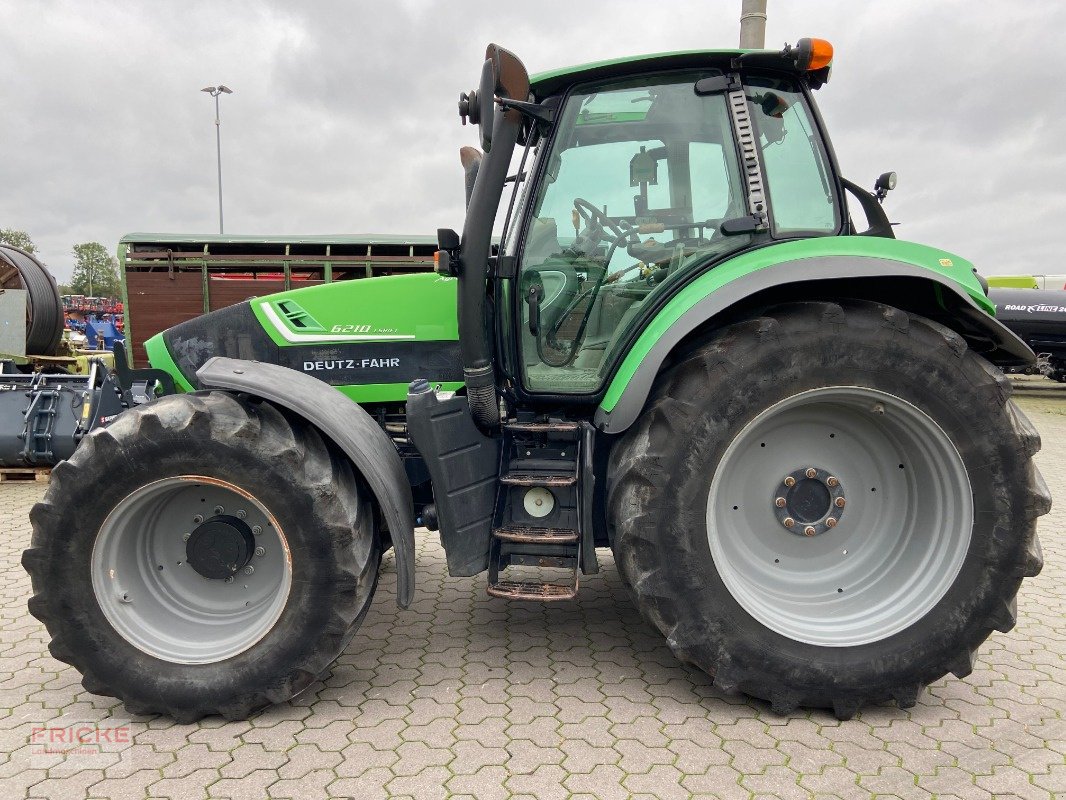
[487,581,578,601]
[504,421,580,434]
[494,526,579,544]
[500,473,576,487]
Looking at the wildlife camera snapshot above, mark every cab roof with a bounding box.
[529,48,809,98]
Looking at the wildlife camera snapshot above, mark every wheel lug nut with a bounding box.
[183,532,191,542]
[214,505,224,515]
[775,497,786,508]
[236,509,247,519]
[835,497,846,508]
[784,476,796,487]
[826,517,837,528]
[252,525,263,536]
[783,517,795,528]
[805,468,817,479]
[826,476,839,487]
[224,576,234,583]
[244,566,254,575]
[254,546,265,557]
[804,526,816,536]
[193,515,203,524]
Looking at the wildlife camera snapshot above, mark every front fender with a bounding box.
[595,246,1033,434]
[196,357,415,608]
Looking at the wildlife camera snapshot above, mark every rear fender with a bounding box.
[595,254,1034,435]
[196,357,415,608]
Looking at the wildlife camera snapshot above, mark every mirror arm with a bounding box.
[496,97,555,127]
[840,178,895,238]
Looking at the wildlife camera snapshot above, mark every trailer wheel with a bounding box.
[608,300,1048,718]
[23,391,380,721]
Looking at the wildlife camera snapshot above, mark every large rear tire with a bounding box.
[23,391,380,722]
[607,301,1049,718]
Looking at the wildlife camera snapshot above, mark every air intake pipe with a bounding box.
[460,146,482,208]
[457,44,529,430]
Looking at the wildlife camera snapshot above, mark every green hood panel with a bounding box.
[146,272,462,403]
[251,272,459,346]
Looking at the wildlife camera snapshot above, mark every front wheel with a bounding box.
[608,301,1049,718]
[23,391,380,721]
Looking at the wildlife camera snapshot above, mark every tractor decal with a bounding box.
[261,302,415,343]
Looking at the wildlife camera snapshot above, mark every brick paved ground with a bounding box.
[1,385,1063,799]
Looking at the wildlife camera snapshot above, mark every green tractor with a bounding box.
[24,39,1048,721]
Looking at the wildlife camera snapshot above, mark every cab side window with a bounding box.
[750,81,839,235]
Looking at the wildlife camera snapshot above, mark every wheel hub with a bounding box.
[773,466,845,536]
[186,515,256,579]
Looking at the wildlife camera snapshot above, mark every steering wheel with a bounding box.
[572,198,631,247]
[534,201,638,365]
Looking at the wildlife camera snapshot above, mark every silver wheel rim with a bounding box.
[91,476,292,664]
[707,387,972,647]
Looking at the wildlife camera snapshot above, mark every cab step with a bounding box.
[499,473,576,487]
[487,525,581,602]
[487,418,592,602]
[493,526,579,544]
[487,580,578,601]
[504,420,581,435]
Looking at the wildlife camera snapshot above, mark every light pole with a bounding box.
[201,85,233,234]
[739,0,767,49]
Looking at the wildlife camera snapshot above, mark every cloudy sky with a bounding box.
[2,0,1064,282]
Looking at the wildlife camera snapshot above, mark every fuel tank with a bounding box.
[143,272,463,404]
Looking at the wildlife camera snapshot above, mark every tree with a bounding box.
[71,242,121,299]
[0,228,37,254]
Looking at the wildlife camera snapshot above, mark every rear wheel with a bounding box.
[608,301,1049,717]
[23,391,380,721]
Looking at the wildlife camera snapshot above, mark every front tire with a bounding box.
[23,391,380,722]
[608,301,1049,718]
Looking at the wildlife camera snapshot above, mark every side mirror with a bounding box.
[458,59,497,152]
[477,57,496,151]
[457,45,530,155]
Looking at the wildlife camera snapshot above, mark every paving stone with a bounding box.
[0,399,1063,799]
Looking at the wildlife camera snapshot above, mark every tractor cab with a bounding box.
[511,63,840,395]
[442,40,866,423]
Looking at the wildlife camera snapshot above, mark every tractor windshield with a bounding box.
[516,71,750,393]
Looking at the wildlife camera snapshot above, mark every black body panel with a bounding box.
[406,382,500,577]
